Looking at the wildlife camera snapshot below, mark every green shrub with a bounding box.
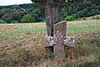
[21,14,35,23]
[75,17,86,21]
[92,16,100,20]
[0,19,5,23]
[11,20,18,23]
[64,16,74,21]
[44,52,54,58]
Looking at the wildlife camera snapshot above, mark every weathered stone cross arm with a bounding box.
[45,35,76,48]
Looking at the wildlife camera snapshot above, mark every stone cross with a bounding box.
[45,21,76,58]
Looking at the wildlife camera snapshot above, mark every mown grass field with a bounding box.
[0,20,100,67]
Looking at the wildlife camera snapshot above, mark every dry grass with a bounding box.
[0,20,100,67]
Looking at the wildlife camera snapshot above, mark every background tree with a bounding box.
[21,14,35,23]
[30,8,45,22]
[60,0,100,21]
[0,1,100,23]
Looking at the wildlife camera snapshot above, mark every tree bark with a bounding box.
[45,0,60,36]
[44,0,60,52]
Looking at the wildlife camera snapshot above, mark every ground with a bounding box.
[0,20,100,67]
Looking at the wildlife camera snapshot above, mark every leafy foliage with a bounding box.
[21,14,35,23]
[0,3,44,23]
[0,19,5,23]
[60,0,100,21]
[0,0,100,23]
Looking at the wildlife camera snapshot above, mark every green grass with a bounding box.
[0,20,99,45]
[0,20,99,44]
[0,20,99,34]
[0,20,100,33]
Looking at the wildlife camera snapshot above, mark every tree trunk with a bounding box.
[45,1,60,36]
[45,0,60,52]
